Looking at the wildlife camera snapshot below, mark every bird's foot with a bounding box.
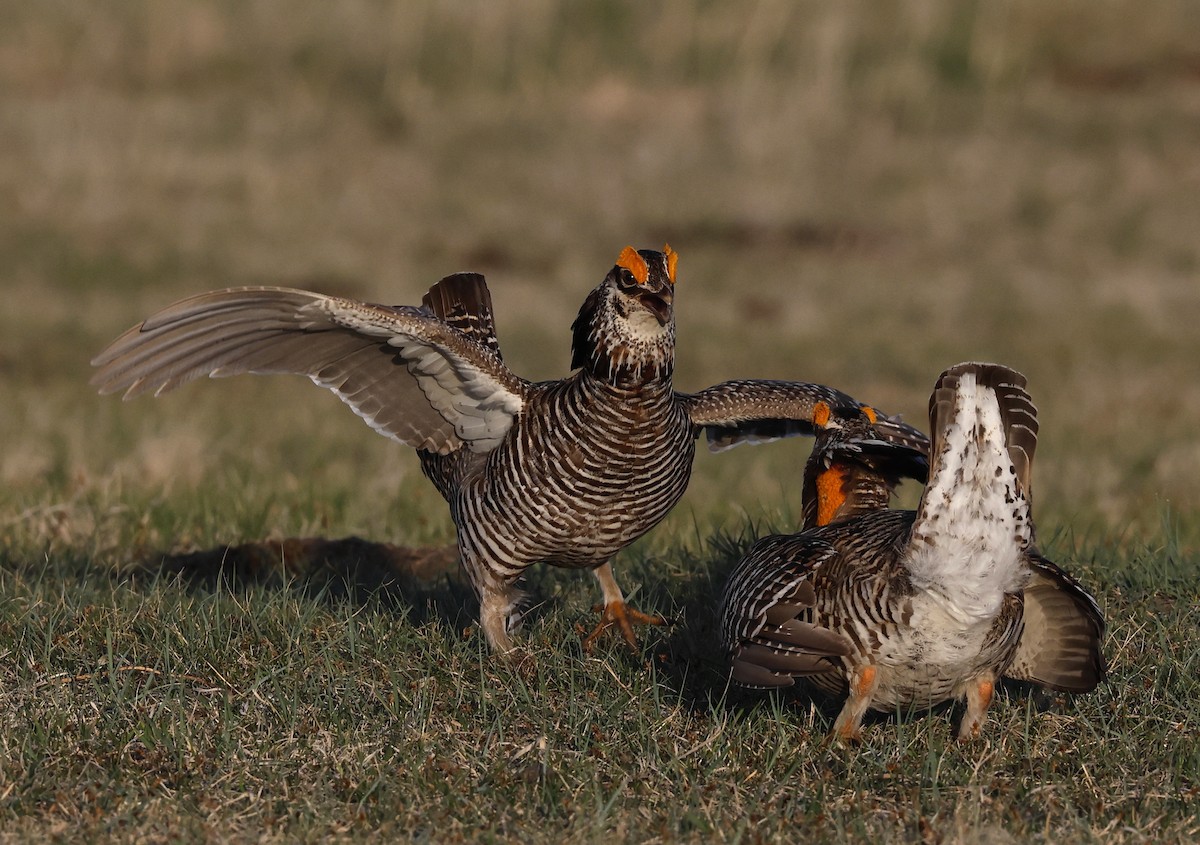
[824,724,865,746]
[956,677,995,742]
[581,600,670,653]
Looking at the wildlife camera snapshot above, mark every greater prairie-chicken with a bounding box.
[93,245,927,653]
[721,363,1105,740]
[796,401,928,530]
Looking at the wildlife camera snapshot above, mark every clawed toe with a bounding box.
[582,601,670,652]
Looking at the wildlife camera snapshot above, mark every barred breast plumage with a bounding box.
[721,363,1105,741]
[92,245,929,654]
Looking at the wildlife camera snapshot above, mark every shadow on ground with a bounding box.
[130,536,473,631]
[118,530,1069,733]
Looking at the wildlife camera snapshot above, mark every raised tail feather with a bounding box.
[928,362,1038,503]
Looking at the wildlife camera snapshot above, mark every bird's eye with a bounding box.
[615,245,650,286]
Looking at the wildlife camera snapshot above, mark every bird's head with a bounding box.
[570,245,678,383]
[812,401,875,438]
[803,401,929,528]
[810,402,927,469]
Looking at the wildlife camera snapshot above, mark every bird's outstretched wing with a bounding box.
[1005,552,1107,692]
[721,534,851,688]
[91,282,528,455]
[681,379,930,454]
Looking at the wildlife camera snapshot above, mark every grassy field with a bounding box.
[2,1,1199,841]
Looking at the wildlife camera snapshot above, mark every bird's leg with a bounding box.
[476,575,527,655]
[479,591,515,653]
[957,672,996,741]
[582,562,668,652]
[829,664,879,744]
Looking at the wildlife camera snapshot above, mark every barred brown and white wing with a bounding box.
[686,379,929,454]
[91,286,528,455]
[721,534,852,688]
[1004,552,1106,692]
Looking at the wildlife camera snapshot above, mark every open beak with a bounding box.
[635,289,672,325]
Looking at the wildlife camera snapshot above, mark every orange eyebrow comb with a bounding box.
[616,246,649,285]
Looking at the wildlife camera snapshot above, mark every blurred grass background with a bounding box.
[3,0,1200,545]
[1,2,1199,841]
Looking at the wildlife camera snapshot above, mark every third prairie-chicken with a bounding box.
[721,363,1105,741]
[92,245,928,654]
[796,401,928,530]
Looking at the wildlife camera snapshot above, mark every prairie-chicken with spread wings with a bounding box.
[94,246,927,653]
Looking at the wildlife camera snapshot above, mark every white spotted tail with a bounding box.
[906,363,1038,623]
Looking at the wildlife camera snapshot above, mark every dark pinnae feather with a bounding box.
[422,273,502,358]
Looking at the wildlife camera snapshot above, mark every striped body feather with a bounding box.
[455,375,695,589]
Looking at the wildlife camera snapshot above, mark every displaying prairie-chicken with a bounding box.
[721,363,1105,741]
[92,245,928,653]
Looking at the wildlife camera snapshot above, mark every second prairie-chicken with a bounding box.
[721,363,1105,741]
[92,245,928,654]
